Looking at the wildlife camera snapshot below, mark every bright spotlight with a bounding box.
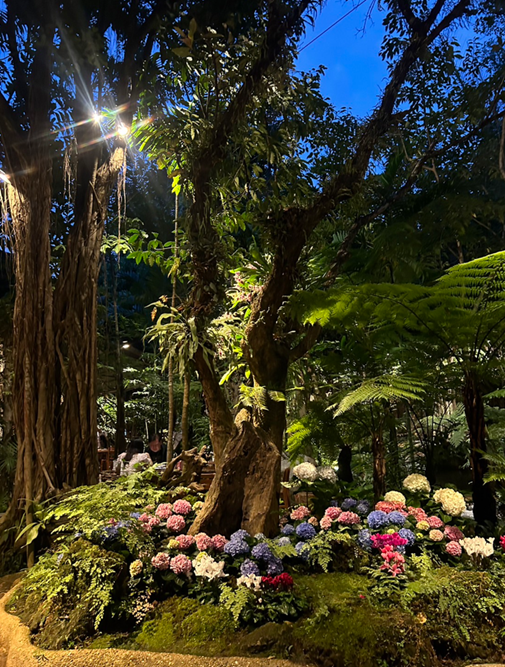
[122,342,130,349]
[93,111,102,124]
[117,123,129,137]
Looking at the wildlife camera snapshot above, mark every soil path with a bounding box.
[0,576,312,667]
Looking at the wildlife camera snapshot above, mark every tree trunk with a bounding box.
[181,371,191,452]
[113,258,126,456]
[463,373,496,526]
[371,431,386,501]
[337,445,353,483]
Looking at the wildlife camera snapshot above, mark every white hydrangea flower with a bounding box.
[460,536,494,559]
[384,491,406,506]
[237,574,262,590]
[403,474,431,494]
[192,554,228,581]
[292,462,318,482]
[433,488,466,517]
[317,466,337,484]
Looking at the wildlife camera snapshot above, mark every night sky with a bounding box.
[296,1,387,117]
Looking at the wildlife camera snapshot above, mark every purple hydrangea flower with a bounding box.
[240,559,260,576]
[130,512,141,519]
[281,524,295,536]
[341,497,357,511]
[102,525,119,542]
[230,529,250,542]
[277,536,292,547]
[267,557,284,576]
[387,511,406,526]
[357,529,373,551]
[223,539,250,556]
[295,541,310,561]
[356,500,371,516]
[251,542,273,561]
[295,522,317,540]
[398,528,415,547]
[366,510,389,529]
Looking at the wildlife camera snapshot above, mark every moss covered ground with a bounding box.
[81,569,505,667]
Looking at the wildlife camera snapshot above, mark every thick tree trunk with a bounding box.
[463,373,496,526]
[371,431,386,501]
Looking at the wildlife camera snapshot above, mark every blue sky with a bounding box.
[296,2,388,117]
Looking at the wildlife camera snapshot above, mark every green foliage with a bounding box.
[43,471,167,543]
[306,530,353,573]
[8,540,125,648]
[334,375,426,416]
[219,583,255,625]
[235,384,285,412]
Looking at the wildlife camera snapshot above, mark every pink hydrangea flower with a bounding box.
[170,554,192,575]
[371,533,407,549]
[155,503,173,519]
[175,534,195,550]
[139,513,151,523]
[320,515,332,530]
[446,541,462,557]
[445,525,464,542]
[211,534,228,551]
[290,506,311,521]
[143,516,161,533]
[308,516,319,528]
[429,529,444,542]
[173,499,192,516]
[195,533,214,551]
[166,514,186,533]
[151,552,171,570]
[337,511,360,526]
[427,516,444,529]
[408,506,428,522]
[375,501,406,514]
[324,506,342,520]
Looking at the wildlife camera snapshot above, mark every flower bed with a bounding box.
[7,471,505,666]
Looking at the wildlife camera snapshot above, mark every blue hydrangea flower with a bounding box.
[330,500,339,507]
[240,559,260,576]
[295,541,310,561]
[117,520,130,529]
[398,528,415,547]
[230,529,250,542]
[356,500,371,516]
[341,497,357,511]
[251,542,273,561]
[102,525,119,542]
[130,512,141,519]
[387,511,406,526]
[223,539,250,556]
[281,524,295,535]
[276,536,292,547]
[295,522,317,540]
[357,529,373,551]
[267,557,284,576]
[366,510,389,529]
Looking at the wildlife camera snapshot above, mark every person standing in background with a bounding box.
[146,433,167,464]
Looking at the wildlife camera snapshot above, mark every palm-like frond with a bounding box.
[333,374,426,416]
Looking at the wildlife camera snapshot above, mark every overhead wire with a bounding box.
[298,0,370,53]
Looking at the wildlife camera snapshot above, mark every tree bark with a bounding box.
[181,371,191,452]
[371,431,386,501]
[463,373,496,526]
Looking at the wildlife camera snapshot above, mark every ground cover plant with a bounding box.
[7,469,505,665]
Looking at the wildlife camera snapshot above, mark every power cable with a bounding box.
[298,0,370,53]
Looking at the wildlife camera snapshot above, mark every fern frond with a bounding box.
[333,374,426,416]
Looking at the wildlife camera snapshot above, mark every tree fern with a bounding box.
[333,374,426,416]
